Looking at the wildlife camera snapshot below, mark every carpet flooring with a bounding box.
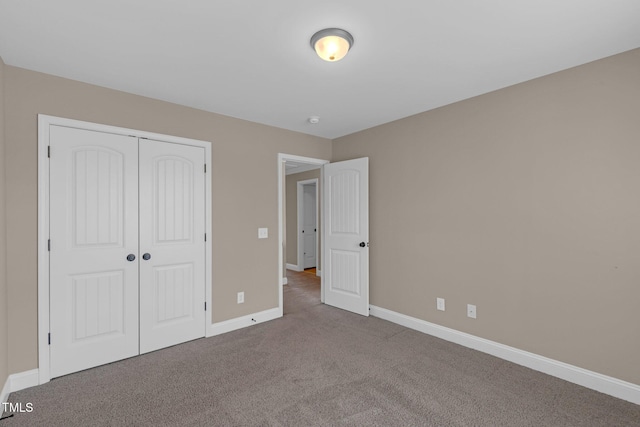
[3,271,639,426]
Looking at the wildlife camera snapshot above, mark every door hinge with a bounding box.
[204,302,207,311]
[204,164,207,173]
[48,333,51,345]
[48,239,51,251]
[204,233,207,242]
[47,146,50,158]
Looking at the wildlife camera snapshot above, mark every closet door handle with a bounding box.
[126,254,136,262]
[142,253,151,261]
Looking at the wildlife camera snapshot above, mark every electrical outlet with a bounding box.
[436,298,445,311]
[258,228,268,239]
[467,304,476,319]
[237,292,245,304]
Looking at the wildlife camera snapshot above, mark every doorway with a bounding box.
[277,154,328,315]
[277,154,370,318]
[298,180,318,271]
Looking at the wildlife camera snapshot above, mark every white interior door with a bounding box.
[139,139,206,354]
[302,184,317,269]
[49,126,139,378]
[323,158,369,316]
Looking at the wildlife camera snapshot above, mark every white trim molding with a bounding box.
[1,375,10,414]
[1,369,40,417]
[207,308,280,337]
[369,305,640,405]
[286,263,302,272]
[1,369,40,415]
[316,269,322,277]
[9,370,39,394]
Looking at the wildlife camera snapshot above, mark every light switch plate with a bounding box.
[437,298,445,311]
[467,304,477,319]
[237,292,245,304]
[258,227,268,239]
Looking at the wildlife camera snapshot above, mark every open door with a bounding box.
[301,182,317,269]
[323,157,369,316]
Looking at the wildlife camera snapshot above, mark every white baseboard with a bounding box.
[9,369,39,393]
[207,307,280,337]
[286,263,302,272]
[1,368,39,417]
[0,374,10,417]
[369,305,640,405]
[286,264,321,276]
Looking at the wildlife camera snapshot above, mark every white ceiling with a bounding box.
[1,1,639,139]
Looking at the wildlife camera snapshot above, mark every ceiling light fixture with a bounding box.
[310,28,354,62]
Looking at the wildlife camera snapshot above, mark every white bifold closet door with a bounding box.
[49,126,205,378]
[138,139,205,354]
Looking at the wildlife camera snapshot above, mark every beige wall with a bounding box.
[3,47,639,388]
[285,169,321,268]
[333,48,640,385]
[0,57,8,391]
[3,65,331,374]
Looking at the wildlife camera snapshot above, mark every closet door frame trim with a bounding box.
[37,114,213,384]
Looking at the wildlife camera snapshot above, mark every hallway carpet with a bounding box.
[4,271,639,426]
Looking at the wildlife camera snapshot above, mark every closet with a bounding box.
[47,124,206,378]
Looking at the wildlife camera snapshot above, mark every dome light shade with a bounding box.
[310,28,354,62]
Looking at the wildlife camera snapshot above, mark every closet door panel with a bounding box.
[139,139,206,353]
[49,125,139,378]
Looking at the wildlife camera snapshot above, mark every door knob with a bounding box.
[359,242,366,248]
[142,253,151,261]
[126,254,136,262]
